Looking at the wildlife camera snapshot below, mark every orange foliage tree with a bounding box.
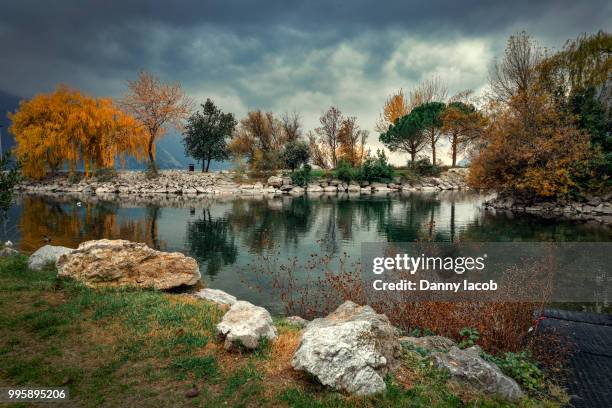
[10,85,147,179]
[229,110,286,170]
[375,89,410,132]
[469,87,590,197]
[337,116,368,166]
[120,71,193,172]
[441,97,488,167]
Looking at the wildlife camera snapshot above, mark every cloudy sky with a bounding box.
[0,0,610,163]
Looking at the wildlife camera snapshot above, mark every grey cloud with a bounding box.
[0,0,609,165]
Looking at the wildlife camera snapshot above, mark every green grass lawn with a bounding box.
[0,255,567,407]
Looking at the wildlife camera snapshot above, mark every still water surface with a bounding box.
[3,192,611,312]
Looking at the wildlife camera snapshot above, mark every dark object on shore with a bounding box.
[188,163,195,172]
[185,386,199,398]
[541,309,612,408]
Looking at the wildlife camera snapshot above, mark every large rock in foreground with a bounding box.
[216,301,277,350]
[28,245,74,271]
[292,301,401,396]
[431,346,524,400]
[56,239,201,289]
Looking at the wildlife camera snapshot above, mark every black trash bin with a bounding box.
[188,163,195,172]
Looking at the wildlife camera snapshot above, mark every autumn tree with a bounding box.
[441,99,488,167]
[379,113,428,163]
[538,31,612,189]
[469,86,589,197]
[308,131,331,169]
[338,116,368,166]
[120,71,193,173]
[376,78,448,133]
[409,77,448,108]
[182,99,236,172]
[229,110,285,170]
[314,106,343,168]
[10,85,147,179]
[489,31,543,103]
[375,89,410,132]
[281,110,302,142]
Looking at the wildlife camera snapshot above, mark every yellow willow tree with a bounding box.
[10,85,147,179]
[120,71,193,173]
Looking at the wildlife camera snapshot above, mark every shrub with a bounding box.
[92,167,118,182]
[357,150,394,183]
[483,351,544,393]
[458,327,479,348]
[254,248,552,354]
[333,160,357,183]
[0,152,21,216]
[290,164,313,187]
[67,172,83,184]
[407,158,442,177]
[283,140,310,171]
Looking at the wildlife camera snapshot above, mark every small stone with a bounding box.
[193,288,237,306]
[267,176,283,188]
[0,247,18,257]
[399,335,456,351]
[28,245,74,271]
[185,387,199,398]
[431,346,523,400]
[285,316,309,328]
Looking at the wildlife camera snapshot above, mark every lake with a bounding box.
[3,192,611,313]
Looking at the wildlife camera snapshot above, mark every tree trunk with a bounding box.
[147,134,156,170]
[202,160,205,172]
[206,158,211,172]
[410,150,416,163]
[431,137,436,165]
[451,135,458,167]
[430,128,436,165]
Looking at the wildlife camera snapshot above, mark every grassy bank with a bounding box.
[0,255,566,407]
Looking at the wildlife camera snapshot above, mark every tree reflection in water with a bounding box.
[16,195,164,253]
[185,208,237,277]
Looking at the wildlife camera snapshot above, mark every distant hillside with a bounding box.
[0,90,231,171]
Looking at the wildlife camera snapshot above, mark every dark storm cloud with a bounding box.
[0,0,609,161]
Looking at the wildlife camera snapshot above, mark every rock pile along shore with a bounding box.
[15,168,469,197]
[485,192,612,224]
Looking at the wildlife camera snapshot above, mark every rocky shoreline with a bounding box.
[15,168,470,196]
[484,193,612,225]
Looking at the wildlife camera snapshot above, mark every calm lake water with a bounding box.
[3,192,611,313]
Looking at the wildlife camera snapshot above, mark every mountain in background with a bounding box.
[0,90,231,171]
[0,90,20,154]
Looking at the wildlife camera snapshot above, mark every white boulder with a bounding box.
[292,301,401,395]
[28,245,74,271]
[216,301,277,350]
